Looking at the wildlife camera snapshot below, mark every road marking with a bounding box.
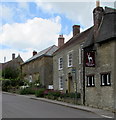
[101,115,113,118]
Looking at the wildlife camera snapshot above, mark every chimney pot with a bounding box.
[12,53,15,60]
[58,35,65,48]
[33,51,37,56]
[96,0,100,7]
[73,25,80,36]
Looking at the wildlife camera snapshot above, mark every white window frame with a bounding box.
[58,57,63,70]
[67,51,73,67]
[59,76,63,90]
[87,75,95,87]
[78,70,81,84]
[101,73,111,86]
[79,48,81,64]
[29,75,32,83]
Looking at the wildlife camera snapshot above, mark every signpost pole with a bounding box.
[72,67,77,104]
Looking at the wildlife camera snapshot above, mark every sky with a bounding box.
[0,0,115,63]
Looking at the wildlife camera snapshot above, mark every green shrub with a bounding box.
[35,88,45,97]
[2,67,20,79]
[2,79,11,91]
[60,92,81,98]
[45,90,61,100]
[19,87,35,95]
[48,90,61,97]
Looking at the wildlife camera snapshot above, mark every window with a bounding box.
[101,73,111,86]
[58,57,63,70]
[59,76,63,90]
[79,48,81,64]
[29,75,32,83]
[79,44,84,64]
[68,52,73,67]
[87,75,95,87]
[78,70,81,84]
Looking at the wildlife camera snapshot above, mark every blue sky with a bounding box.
[0,0,115,62]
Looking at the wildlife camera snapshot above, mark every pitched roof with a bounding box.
[96,7,116,43]
[83,7,116,48]
[54,27,92,55]
[2,55,23,69]
[23,45,58,64]
[82,27,94,48]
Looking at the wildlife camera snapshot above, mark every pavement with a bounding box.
[2,92,115,119]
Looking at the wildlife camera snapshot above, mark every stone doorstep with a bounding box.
[2,92,115,118]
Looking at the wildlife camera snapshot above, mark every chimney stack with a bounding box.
[96,0,100,7]
[12,53,15,60]
[93,1,104,38]
[33,50,37,56]
[73,25,80,37]
[58,35,65,48]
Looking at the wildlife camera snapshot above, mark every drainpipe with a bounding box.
[83,49,86,105]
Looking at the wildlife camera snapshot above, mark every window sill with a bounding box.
[86,85,95,87]
[67,66,73,68]
[58,68,63,71]
[100,84,111,86]
[59,88,63,90]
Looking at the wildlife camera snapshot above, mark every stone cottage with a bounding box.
[83,4,116,111]
[21,45,58,88]
[53,25,92,104]
[53,1,116,111]
[2,54,23,73]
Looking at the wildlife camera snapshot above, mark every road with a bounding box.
[2,93,102,118]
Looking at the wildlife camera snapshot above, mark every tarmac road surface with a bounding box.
[2,93,103,118]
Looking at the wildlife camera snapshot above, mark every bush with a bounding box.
[2,79,11,91]
[19,87,35,95]
[60,92,81,98]
[45,90,61,100]
[48,90,61,97]
[2,67,20,79]
[35,88,45,97]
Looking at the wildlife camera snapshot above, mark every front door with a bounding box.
[67,73,73,93]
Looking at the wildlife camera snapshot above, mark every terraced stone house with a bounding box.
[53,2,116,111]
[21,45,58,88]
[83,6,116,111]
[2,54,23,74]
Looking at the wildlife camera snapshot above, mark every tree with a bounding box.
[2,67,20,79]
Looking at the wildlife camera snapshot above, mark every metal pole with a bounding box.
[75,69,77,104]
[83,50,85,105]
[3,57,6,79]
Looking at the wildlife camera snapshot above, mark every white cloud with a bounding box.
[35,1,115,29]
[0,16,62,62]
[35,2,95,29]
[1,16,61,49]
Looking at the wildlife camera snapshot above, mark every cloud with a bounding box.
[35,2,94,29]
[35,1,115,29]
[0,16,62,62]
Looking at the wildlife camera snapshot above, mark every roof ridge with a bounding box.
[54,26,93,54]
[44,45,55,55]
